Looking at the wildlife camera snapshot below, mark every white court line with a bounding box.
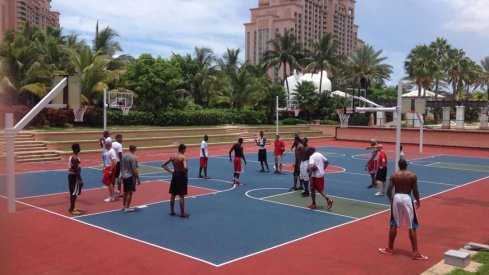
[0,195,219,267]
[245,188,358,220]
[410,161,489,173]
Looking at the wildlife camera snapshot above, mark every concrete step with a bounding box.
[17,156,61,163]
[15,150,58,157]
[15,146,47,152]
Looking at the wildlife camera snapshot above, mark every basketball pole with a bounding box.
[103,88,107,131]
[276,96,279,135]
[5,77,68,212]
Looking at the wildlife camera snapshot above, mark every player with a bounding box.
[120,145,141,212]
[289,136,304,191]
[299,137,310,197]
[229,138,247,185]
[307,147,333,210]
[255,131,269,172]
[273,135,285,174]
[198,135,210,179]
[365,138,379,189]
[68,143,83,215]
[162,144,190,218]
[102,140,117,202]
[111,134,124,197]
[99,130,111,166]
[374,144,388,196]
[379,159,428,260]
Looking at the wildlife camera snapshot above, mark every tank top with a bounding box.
[68,154,80,174]
[258,137,266,149]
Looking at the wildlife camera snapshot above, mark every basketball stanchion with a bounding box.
[73,105,88,122]
[337,108,350,128]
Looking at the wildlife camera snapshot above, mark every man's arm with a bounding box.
[183,156,188,175]
[386,176,395,204]
[412,174,420,208]
[229,146,234,162]
[161,157,173,174]
[242,150,246,164]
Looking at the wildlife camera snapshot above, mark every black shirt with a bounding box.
[230,143,245,161]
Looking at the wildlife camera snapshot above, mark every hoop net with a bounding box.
[121,105,131,116]
[73,105,88,122]
[337,108,350,128]
[294,108,300,117]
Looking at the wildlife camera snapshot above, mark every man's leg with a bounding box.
[204,166,208,178]
[179,195,189,217]
[409,229,418,254]
[123,192,128,209]
[69,195,76,211]
[170,194,176,215]
[388,226,398,250]
[199,166,203,177]
[126,192,133,209]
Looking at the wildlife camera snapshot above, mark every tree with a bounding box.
[429,37,450,101]
[295,81,319,118]
[480,56,489,99]
[344,44,393,98]
[303,33,338,94]
[92,21,122,56]
[405,44,438,97]
[122,54,182,111]
[261,30,303,100]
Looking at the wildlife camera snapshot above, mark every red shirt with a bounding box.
[378,150,387,168]
[274,140,285,156]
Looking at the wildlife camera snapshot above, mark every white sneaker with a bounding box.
[104,196,115,202]
[124,207,135,212]
[374,192,383,196]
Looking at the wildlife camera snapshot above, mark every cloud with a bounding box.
[51,0,256,58]
[440,0,489,37]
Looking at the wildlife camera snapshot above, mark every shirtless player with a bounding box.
[378,159,428,260]
[162,144,190,218]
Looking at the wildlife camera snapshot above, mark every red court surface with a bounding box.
[1,140,489,274]
[19,181,215,217]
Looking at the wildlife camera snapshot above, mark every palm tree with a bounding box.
[93,21,122,56]
[446,48,466,94]
[480,56,489,99]
[429,37,450,100]
[261,30,303,100]
[405,44,438,97]
[303,33,338,94]
[345,44,393,98]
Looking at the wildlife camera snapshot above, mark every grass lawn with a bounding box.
[449,252,489,275]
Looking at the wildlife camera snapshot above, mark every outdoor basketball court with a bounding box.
[2,144,488,272]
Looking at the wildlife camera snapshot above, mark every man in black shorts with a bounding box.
[162,144,190,218]
[290,136,304,191]
[68,143,83,215]
[120,145,141,212]
[255,131,269,172]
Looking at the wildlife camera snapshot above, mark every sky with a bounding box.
[51,0,489,87]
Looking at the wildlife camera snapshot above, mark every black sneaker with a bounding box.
[301,191,310,197]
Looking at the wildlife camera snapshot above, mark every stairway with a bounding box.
[0,132,61,163]
[221,125,255,142]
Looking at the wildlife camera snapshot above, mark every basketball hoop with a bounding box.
[337,108,350,128]
[294,108,300,117]
[73,105,88,122]
[121,105,131,116]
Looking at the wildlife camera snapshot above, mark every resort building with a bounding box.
[0,0,59,42]
[244,0,363,81]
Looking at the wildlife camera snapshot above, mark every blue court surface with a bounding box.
[2,146,489,266]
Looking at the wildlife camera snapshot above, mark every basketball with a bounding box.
[280,146,285,153]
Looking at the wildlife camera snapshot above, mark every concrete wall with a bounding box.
[336,126,489,149]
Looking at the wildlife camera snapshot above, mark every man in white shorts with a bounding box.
[379,159,428,260]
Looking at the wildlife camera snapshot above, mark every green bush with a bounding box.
[282,118,308,125]
[348,113,369,126]
[321,119,339,125]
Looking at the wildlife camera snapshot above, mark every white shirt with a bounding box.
[200,140,208,157]
[104,148,117,167]
[111,141,123,162]
[309,152,328,178]
[102,137,112,156]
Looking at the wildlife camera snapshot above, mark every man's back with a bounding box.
[391,170,417,195]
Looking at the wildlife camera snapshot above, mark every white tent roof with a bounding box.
[402,89,445,98]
